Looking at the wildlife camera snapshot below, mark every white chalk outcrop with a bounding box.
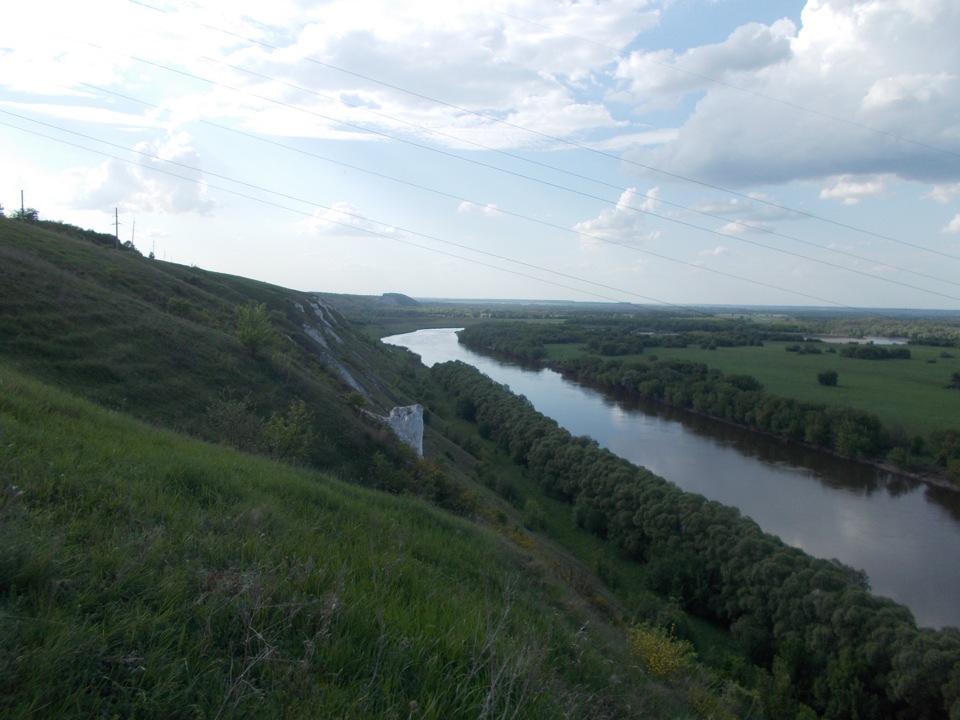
[298,296,365,393]
[381,404,424,457]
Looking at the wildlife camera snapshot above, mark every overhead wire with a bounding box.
[496,8,960,161]
[61,83,960,302]
[190,56,960,286]
[27,3,958,310]
[59,41,960,304]
[127,0,960,263]
[2,111,885,311]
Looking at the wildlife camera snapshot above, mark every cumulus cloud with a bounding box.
[925,183,960,204]
[819,175,888,205]
[297,201,398,237]
[574,187,662,248]
[616,19,795,108]
[717,221,771,236]
[65,133,215,215]
[207,0,656,148]
[624,0,960,186]
[686,192,793,235]
[457,201,502,217]
[944,215,960,234]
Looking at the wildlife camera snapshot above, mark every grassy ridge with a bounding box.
[0,219,419,473]
[0,364,664,718]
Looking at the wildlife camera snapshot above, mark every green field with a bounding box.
[547,341,960,438]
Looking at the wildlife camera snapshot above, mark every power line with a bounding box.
[1,115,897,312]
[124,0,960,262]
[19,11,957,309]
[79,82,960,294]
[192,57,960,276]
[12,87,960,307]
[495,9,960,161]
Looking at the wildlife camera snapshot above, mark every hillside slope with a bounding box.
[0,219,698,718]
[0,364,666,718]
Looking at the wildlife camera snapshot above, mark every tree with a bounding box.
[264,399,313,463]
[235,302,278,356]
[817,370,838,386]
[11,207,39,222]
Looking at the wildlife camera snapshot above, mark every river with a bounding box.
[383,327,960,629]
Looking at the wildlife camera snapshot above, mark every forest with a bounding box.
[432,359,960,720]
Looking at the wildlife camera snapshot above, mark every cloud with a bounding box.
[297,201,398,238]
[623,0,960,186]
[819,175,888,205]
[717,221,771,236]
[616,19,795,109]
[0,102,158,129]
[457,201,502,217]
[944,214,960,234]
[573,187,661,248]
[686,191,793,235]
[208,0,655,148]
[925,183,960,204]
[64,132,215,215]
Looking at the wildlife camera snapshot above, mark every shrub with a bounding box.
[628,624,695,679]
[235,302,278,355]
[817,370,838,386]
[264,399,314,463]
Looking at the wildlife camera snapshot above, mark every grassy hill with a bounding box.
[0,219,699,718]
[1,365,662,718]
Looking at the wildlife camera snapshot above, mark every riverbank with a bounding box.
[469,341,960,496]
[386,327,960,629]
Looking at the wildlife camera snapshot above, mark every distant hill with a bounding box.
[379,292,420,307]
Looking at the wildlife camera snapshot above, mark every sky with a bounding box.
[1,0,959,309]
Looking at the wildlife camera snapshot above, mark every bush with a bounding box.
[817,370,838,386]
[264,399,314,463]
[628,624,695,679]
[235,302,278,355]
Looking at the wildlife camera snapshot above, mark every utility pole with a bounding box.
[114,208,120,249]
[20,190,24,217]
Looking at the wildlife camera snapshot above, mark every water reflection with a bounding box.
[384,328,960,628]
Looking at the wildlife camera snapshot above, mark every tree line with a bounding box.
[431,359,960,720]
[458,323,960,481]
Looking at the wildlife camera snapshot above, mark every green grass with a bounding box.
[0,364,686,718]
[0,219,422,471]
[547,341,960,438]
[0,219,767,717]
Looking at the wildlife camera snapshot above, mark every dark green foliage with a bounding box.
[235,301,278,355]
[840,344,912,360]
[785,343,823,354]
[431,360,960,720]
[818,369,839,386]
[264,399,314,463]
[204,390,266,452]
[460,319,781,363]
[11,207,39,222]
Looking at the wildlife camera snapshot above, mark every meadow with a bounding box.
[546,340,959,439]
